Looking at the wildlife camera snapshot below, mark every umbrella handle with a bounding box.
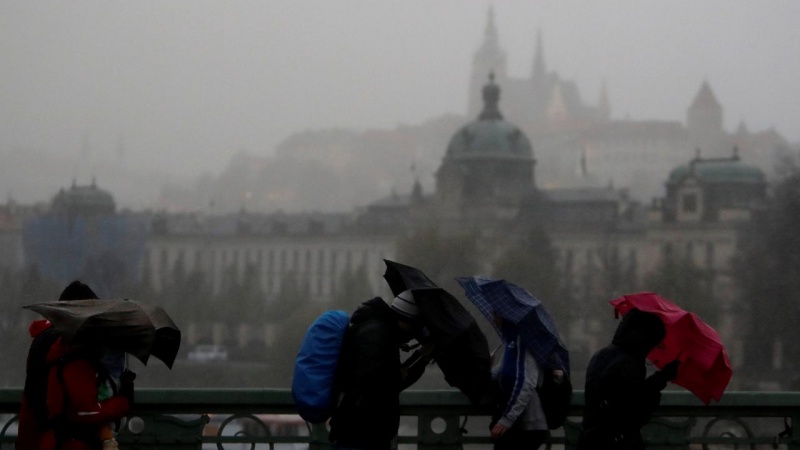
[401,342,422,352]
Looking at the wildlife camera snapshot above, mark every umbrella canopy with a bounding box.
[24,299,181,369]
[456,276,570,374]
[383,259,439,294]
[383,260,491,403]
[610,292,732,404]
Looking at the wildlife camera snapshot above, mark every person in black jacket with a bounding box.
[329,291,433,450]
[578,309,680,450]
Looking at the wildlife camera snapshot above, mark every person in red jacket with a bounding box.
[16,281,134,450]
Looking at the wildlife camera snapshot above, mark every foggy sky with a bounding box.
[2,1,799,204]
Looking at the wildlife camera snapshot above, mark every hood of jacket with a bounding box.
[611,308,666,359]
[350,296,397,327]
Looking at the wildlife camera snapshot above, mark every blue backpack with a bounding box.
[292,310,350,423]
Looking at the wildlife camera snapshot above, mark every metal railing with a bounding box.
[1,389,798,449]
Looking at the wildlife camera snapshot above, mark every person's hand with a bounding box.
[418,343,436,362]
[490,422,509,441]
[552,369,565,384]
[119,369,136,405]
[659,359,681,381]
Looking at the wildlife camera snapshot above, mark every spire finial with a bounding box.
[479,72,503,121]
[486,5,497,39]
[532,28,545,78]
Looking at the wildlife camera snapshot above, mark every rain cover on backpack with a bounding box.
[291,310,349,423]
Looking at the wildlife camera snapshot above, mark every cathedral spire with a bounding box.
[469,6,507,117]
[485,5,498,41]
[477,5,502,57]
[532,28,546,80]
[598,79,610,120]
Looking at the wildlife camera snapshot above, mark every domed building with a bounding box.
[50,179,116,216]
[662,148,766,223]
[23,180,148,295]
[432,74,536,223]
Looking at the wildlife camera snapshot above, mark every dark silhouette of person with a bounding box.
[328,290,433,450]
[16,281,135,450]
[578,309,680,450]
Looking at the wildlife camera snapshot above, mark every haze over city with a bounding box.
[2,1,799,209]
[4,0,800,428]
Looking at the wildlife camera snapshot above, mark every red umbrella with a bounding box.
[609,292,732,404]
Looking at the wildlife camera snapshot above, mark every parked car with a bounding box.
[188,344,228,362]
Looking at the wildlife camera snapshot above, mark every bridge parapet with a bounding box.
[1,389,798,449]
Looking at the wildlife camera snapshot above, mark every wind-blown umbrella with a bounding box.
[24,299,181,369]
[383,260,491,403]
[456,276,570,373]
[610,292,732,404]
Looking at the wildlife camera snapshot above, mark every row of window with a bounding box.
[146,243,393,297]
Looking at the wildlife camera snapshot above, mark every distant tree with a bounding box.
[216,262,266,326]
[179,269,212,324]
[644,251,717,326]
[491,225,569,323]
[596,243,639,299]
[157,252,189,319]
[133,254,157,301]
[331,262,374,312]
[268,301,327,387]
[0,266,61,386]
[240,262,266,320]
[81,251,129,298]
[588,243,642,338]
[267,271,310,323]
[734,158,800,387]
[395,227,482,293]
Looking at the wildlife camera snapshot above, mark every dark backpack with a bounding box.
[22,329,110,430]
[291,310,350,423]
[537,371,573,429]
[23,327,62,425]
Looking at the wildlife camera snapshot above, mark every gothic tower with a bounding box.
[468,7,508,118]
[687,80,726,154]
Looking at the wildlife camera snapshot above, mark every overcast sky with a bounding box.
[2,1,799,183]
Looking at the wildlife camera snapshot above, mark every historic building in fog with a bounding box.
[128,75,767,374]
[467,8,789,202]
[8,8,785,385]
[2,68,770,390]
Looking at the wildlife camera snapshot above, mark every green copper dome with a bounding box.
[445,73,533,160]
[446,120,533,159]
[668,158,765,185]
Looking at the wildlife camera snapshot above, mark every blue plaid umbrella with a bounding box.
[456,276,570,374]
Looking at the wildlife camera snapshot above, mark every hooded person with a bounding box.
[16,281,135,450]
[488,312,558,450]
[328,290,434,450]
[577,308,680,450]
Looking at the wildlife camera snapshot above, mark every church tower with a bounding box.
[468,7,508,117]
[687,80,726,154]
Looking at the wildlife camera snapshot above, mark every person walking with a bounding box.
[16,281,135,450]
[490,314,559,450]
[578,308,680,450]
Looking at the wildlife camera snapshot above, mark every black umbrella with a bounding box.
[24,299,181,369]
[383,260,491,403]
